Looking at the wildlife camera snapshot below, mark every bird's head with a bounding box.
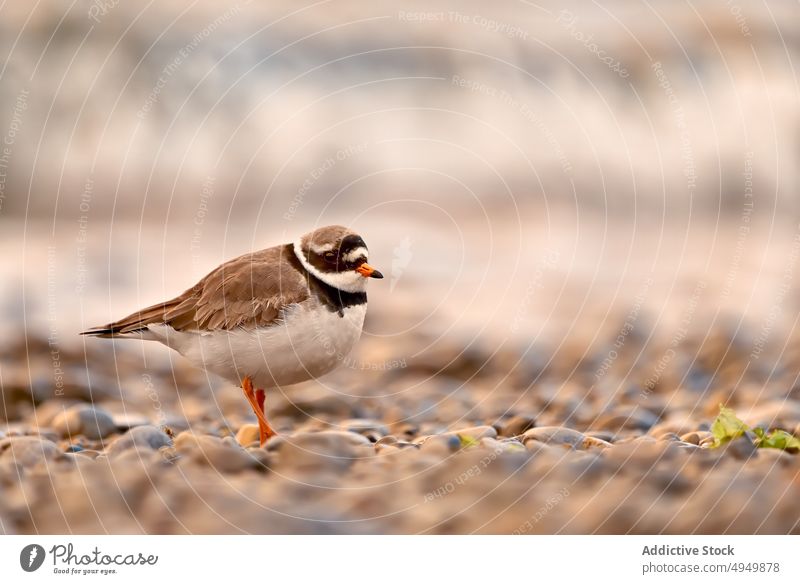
[294,225,383,293]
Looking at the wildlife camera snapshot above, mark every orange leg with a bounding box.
[241,376,276,446]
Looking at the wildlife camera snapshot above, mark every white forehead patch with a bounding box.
[310,242,335,254]
[343,247,368,263]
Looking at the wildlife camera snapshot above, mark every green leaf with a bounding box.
[709,405,800,452]
[457,434,479,449]
[710,406,749,447]
[755,429,800,452]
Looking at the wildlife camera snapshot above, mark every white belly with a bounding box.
[147,303,366,388]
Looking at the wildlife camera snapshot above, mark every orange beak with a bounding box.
[356,263,384,279]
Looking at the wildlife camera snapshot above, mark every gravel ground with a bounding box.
[2,315,799,534]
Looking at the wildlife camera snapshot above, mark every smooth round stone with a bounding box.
[175,432,259,473]
[110,412,151,430]
[160,417,192,433]
[721,436,759,460]
[104,447,167,467]
[699,435,716,448]
[278,431,371,454]
[374,435,398,446]
[524,440,554,454]
[106,425,173,457]
[52,405,117,440]
[681,431,712,445]
[244,447,272,468]
[72,449,101,459]
[341,419,390,437]
[441,425,498,441]
[593,407,659,432]
[264,434,288,451]
[390,422,420,439]
[498,438,526,450]
[498,414,536,437]
[275,431,373,471]
[0,436,62,467]
[480,437,526,454]
[28,428,59,443]
[416,434,460,456]
[522,426,611,450]
[64,452,100,468]
[235,424,261,447]
[585,430,616,443]
[657,432,681,442]
[412,425,497,452]
[648,419,710,437]
[27,400,82,426]
[374,436,419,451]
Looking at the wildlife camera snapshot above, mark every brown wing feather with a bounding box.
[81,244,309,336]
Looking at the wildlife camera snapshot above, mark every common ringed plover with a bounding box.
[82,225,383,445]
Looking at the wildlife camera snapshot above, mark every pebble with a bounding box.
[721,435,759,460]
[417,434,462,455]
[593,407,659,432]
[277,430,370,454]
[374,435,398,446]
[649,420,710,437]
[497,414,536,437]
[522,426,611,450]
[680,431,712,445]
[341,419,390,437]
[109,412,151,430]
[175,432,261,473]
[106,425,173,457]
[27,400,83,427]
[235,424,261,447]
[52,405,118,440]
[274,431,372,475]
[0,436,62,467]
[437,425,498,442]
[585,430,616,443]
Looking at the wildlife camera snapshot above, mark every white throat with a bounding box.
[293,239,369,294]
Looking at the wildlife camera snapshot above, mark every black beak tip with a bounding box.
[371,270,384,279]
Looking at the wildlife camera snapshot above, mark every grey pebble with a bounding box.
[52,405,118,440]
[341,418,390,437]
[0,436,62,467]
[106,425,173,457]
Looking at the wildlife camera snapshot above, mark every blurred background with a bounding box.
[1,0,798,340]
[1,0,799,534]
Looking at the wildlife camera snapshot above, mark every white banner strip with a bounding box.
[1,535,798,582]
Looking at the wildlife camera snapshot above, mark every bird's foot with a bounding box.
[242,376,276,447]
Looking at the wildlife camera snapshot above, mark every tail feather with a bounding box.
[81,296,191,338]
